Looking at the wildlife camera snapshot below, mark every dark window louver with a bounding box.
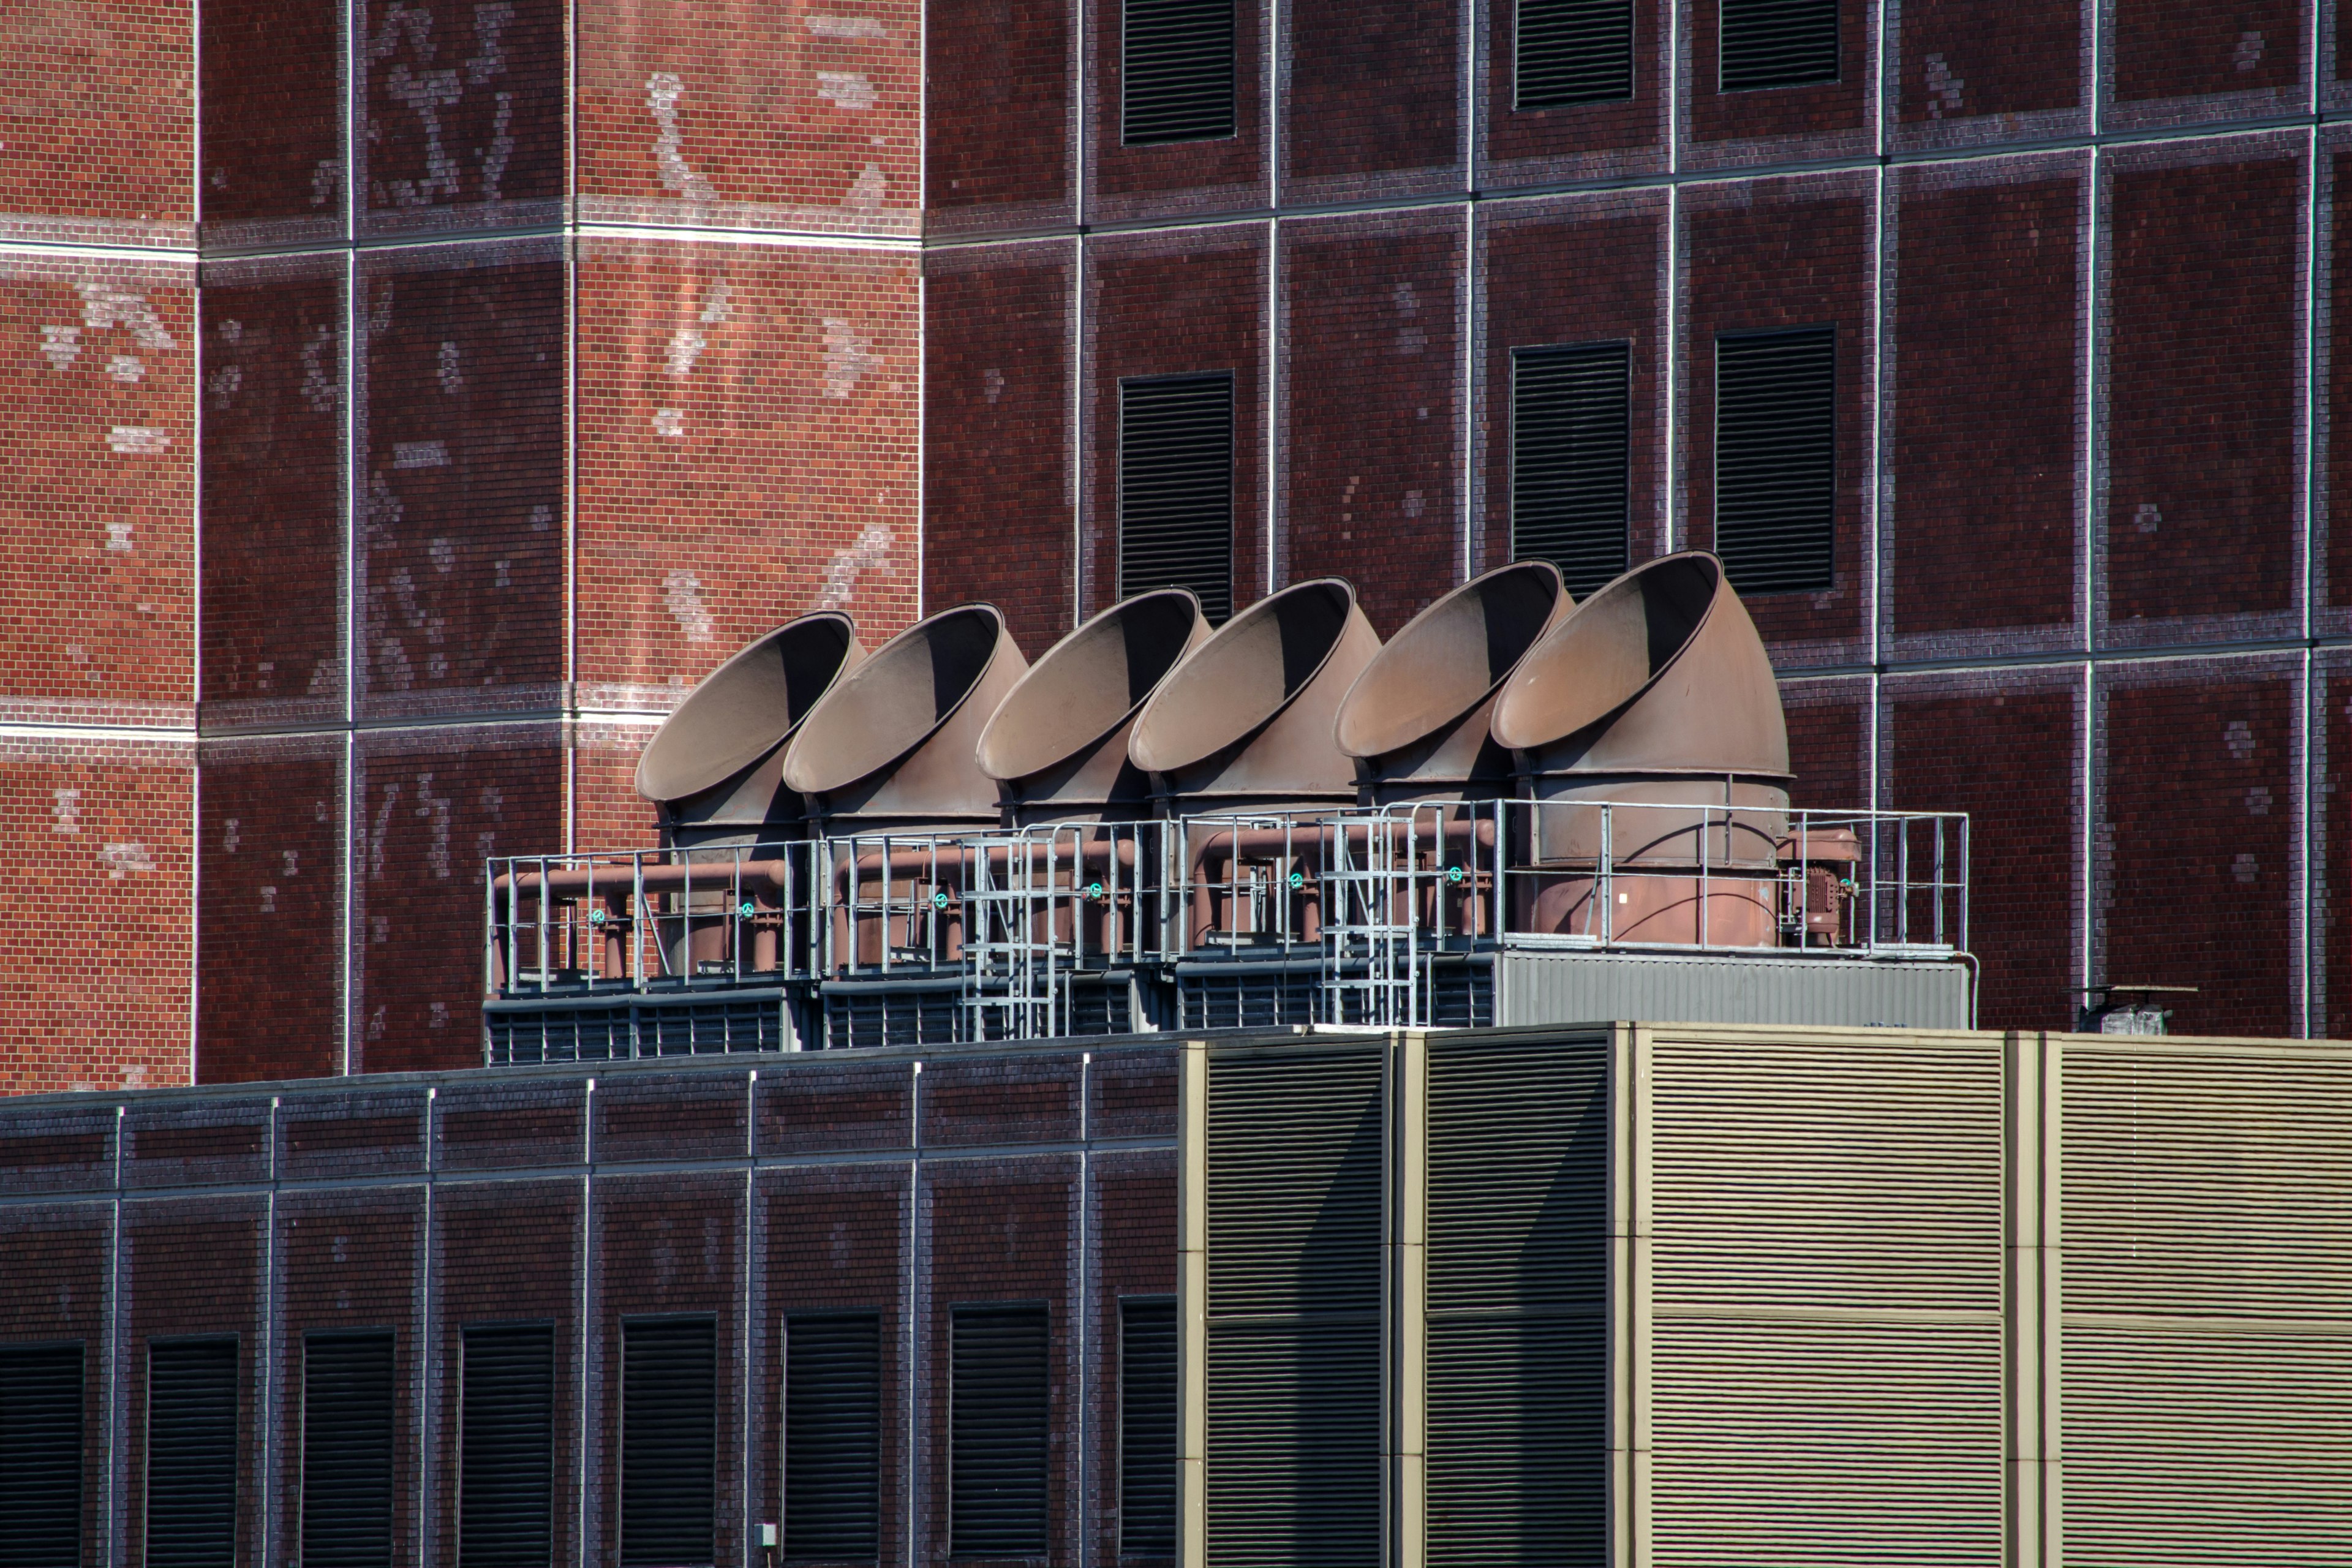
[1713,326,1836,595]
[1120,374,1235,623]
[146,1339,238,1568]
[459,1323,554,1568]
[948,1304,1049,1558]
[1123,0,1236,143]
[783,1314,880,1562]
[0,1341,83,1568]
[1719,0,1839,90]
[1515,0,1634,107]
[1511,342,1632,597]
[620,1319,715,1568]
[301,1332,395,1568]
[1204,1050,1384,1566]
[1118,1299,1178,1558]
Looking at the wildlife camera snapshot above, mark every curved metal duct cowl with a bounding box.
[633,611,865,846]
[1128,578,1382,815]
[977,589,1212,825]
[782,604,1030,833]
[1334,559,1570,805]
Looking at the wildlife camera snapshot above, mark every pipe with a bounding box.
[1335,560,1569,804]
[978,589,1210,826]
[632,612,864,847]
[1127,578,1382,816]
[782,603,1030,833]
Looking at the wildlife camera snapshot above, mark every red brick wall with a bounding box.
[1088,0,1268,224]
[1890,0,2084,131]
[0,1199,110,1561]
[2323,654,2352,1038]
[355,0,565,235]
[0,0,192,243]
[198,0,341,243]
[925,0,1074,230]
[1088,1149,1177,1565]
[1684,0,1872,163]
[2110,0,2302,107]
[1782,677,1869,810]
[1285,0,1459,199]
[1483,0,1665,184]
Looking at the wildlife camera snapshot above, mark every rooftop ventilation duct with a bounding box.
[1334,559,1570,805]
[978,589,1212,826]
[632,611,865,847]
[782,603,1029,834]
[1490,551,1791,943]
[1127,578,1381,816]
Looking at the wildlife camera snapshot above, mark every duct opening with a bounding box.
[1130,580,1356,777]
[1491,553,1719,755]
[635,613,861,805]
[785,606,1006,799]
[978,590,1206,790]
[1336,561,1566,765]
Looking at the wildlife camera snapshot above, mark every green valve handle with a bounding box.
[1287,870,1305,889]
[1446,865,1464,884]
[932,891,950,909]
[738,901,756,919]
[587,908,607,925]
[1087,881,1105,900]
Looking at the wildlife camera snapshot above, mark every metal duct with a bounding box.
[978,589,1212,825]
[1334,560,1570,805]
[633,612,864,846]
[1127,578,1382,815]
[782,603,1030,833]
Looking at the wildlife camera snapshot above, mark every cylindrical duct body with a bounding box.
[633,612,864,849]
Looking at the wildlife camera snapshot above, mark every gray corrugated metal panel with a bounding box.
[1648,1316,2005,1564]
[2062,1319,2352,1562]
[1648,1031,2005,1314]
[2063,1042,2352,1319]
[1496,951,1972,1031]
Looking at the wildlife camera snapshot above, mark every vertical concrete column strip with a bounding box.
[1608,1023,1653,1568]
[1177,1039,1208,1568]
[1389,1032,1428,1568]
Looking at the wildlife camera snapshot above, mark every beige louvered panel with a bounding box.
[1649,1030,2007,1566]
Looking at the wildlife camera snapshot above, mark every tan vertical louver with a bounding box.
[1644,1027,2005,1564]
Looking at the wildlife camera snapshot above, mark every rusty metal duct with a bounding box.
[632,611,865,846]
[1334,559,1570,805]
[977,589,1212,826]
[1128,578,1382,815]
[781,603,1029,833]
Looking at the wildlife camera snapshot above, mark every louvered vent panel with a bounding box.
[1426,1038,1608,1564]
[1123,0,1236,144]
[784,1314,880,1561]
[0,1341,83,1568]
[459,1323,554,1568]
[1120,376,1235,624]
[147,1340,238,1568]
[1118,1298,1178,1556]
[1515,0,1634,107]
[1713,326,1836,595]
[1719,0,1839,90]
[2060,1043,2352,1562]
[1511,343,1631,597]
[1204,1049,1383,1567]
[301,1333,395,1568]
[620,1319,715,1567]
[1648,1033,2003,1564]
[949,1305,1049,1556]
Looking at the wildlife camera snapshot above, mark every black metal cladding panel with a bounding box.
[783,1314,881,1562]
[1427,1317,1607,1566]
[824,985,962,1050]
[459,1324,555,1568]
[620,1319,717,1567]
[301,1332,396,1568]
[146,1339,239,1568]
[1714,326,1836,595]
[949,1305,1050,1558]
[1176,968,1319,1033]
[1118,1298,1179,1557]
[1511,342,1632,598]
[0,1341,83,1568]
[1206,1049,1384,1316]
[1122,0,1237,144]
[1203,1321,1382,1567]
[1119,375,1235,625]
[1515,0,1634,107]
[1719,0,1839,89]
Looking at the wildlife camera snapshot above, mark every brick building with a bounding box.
[2,0,2347,1090]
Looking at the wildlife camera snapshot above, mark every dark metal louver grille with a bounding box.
[1511,342,1632,596]
[1123,0,1236,143]
[948,1305,1049,1557]
[1120,375,1235,624]
[1515,0,1634,107]
[301,1332,395,1568]
[1204,1049,1383,1566]
[1714,326,1836,595]
[1118,1298,1178,1556]
[1719,0,1839,91]
[783,1314,880,1562]
[147,1339,238,1568]
[0,1341,83,1568]
[1427,1041,1610,1564]
[459,1323,554,1568]
[620,1319,715,1567]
